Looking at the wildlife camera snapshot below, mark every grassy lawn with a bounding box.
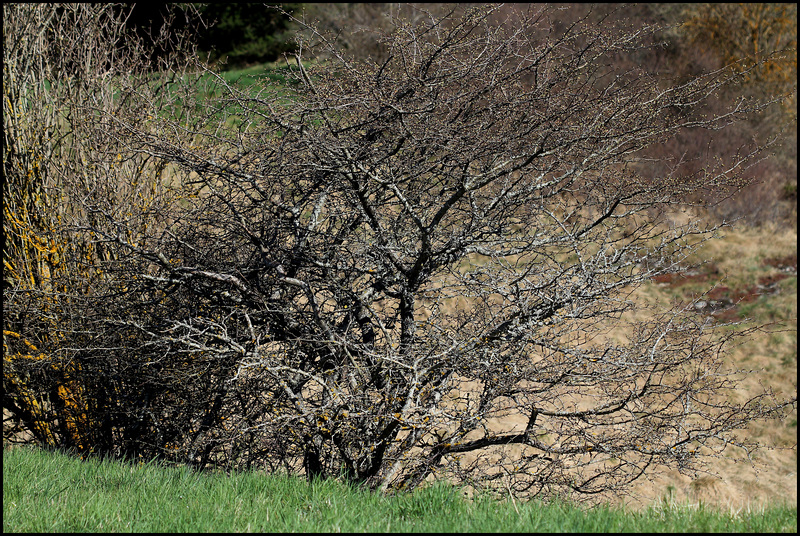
[3,446,796,533]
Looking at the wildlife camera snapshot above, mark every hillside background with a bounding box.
[123,2,796,229]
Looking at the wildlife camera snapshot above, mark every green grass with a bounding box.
[152,61,306,131]
[4,446,796,532]
[216,61,302,88]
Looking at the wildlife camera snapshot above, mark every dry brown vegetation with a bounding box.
[586,223,796,509]
[419,220,797,509]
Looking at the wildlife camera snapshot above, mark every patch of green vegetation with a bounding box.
[217,62,301,88]
[4,446,796,533]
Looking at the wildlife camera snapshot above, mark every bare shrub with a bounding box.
[4,4,794,502]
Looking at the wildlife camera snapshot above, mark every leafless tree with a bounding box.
[5,4,794,501]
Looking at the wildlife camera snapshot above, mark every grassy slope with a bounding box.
[3,445,796,532]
